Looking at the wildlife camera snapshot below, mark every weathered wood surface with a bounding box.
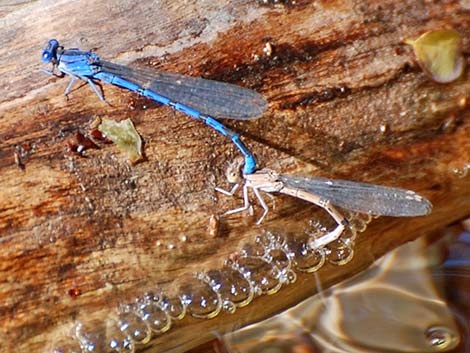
[0,1,469,352]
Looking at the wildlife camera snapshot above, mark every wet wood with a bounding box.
[0,1,469,352]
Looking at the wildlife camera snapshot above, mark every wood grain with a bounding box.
[0,0,469,352]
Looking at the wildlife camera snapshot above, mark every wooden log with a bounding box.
[0,1,469,352]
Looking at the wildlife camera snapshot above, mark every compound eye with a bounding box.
[41,51,52,63]
[41,39,59,63]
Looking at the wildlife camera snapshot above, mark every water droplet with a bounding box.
[327,239,355,266]
[105,323,134,353]
[286,269,297,283]
[344,211,371,236]
[180,279,222,319]
[452,163,469,178]
[206,267,254,308]
[234,256,282,295]
[241,241,266,257]
[296,247,326,272]
[135,300,171,334]
[51,338,82,353]
[160,296,186,320]
[74,321,107,352]
[222,300,237,314]
[379,124,389,134]
[118,310,151,345]
[267,248,291,270]
[286,233,326,273]
[341,226,358,244]
[306,219,327,235]
[425,326,459,350]
[257,231,284,249]
[306,227,336,250]
[74,320,133,353]
[141,290,162,303]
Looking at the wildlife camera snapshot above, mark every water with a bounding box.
[220,223,470,353]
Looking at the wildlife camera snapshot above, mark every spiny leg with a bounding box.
[39,66,64,77]
[252,187,270,224]
[215,183,240,197]
[265,192,276,210]
[64,76,78,96]
[223,184,252,216]
[85,77,106,101]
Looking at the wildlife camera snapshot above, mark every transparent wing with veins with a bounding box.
[278,175,432,217]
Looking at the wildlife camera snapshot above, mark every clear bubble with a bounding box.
[140,290,162,304]
[241,241,266,258]
[135,300,171,334]
[206,267,254,308]
[160,296,186,321]
[425,326,460,350]
[180,278,222,319]
[305,220,331,248]
[74,321,107,353]
[74,320,134,353]
[286,233,326,273]
[106,323,134,353]
[327,239,355,266]
[340,226,358,244]
[234,256,282,295]
[267,248,291,270]
[345,211,371,235]
[283,269,297,284]
[296,247,326,272]
[222,300,237,314]
[256,231,284,249]
[118,309,152,345]
[307,219,327,234]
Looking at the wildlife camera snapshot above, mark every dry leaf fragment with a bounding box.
[98,118,143,164]
[405,29,465,83]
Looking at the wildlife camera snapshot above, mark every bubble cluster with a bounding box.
[48,213,369,352]
[70,320,135,353]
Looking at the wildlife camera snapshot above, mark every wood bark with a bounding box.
[0,1,469,352]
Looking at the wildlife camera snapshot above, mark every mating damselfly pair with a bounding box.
[41,39,432,244]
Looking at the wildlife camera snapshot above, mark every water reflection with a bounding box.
[220,224,469,353]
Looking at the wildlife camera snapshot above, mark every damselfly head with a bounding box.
[42,39,59,64]
[226,157,244,183]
